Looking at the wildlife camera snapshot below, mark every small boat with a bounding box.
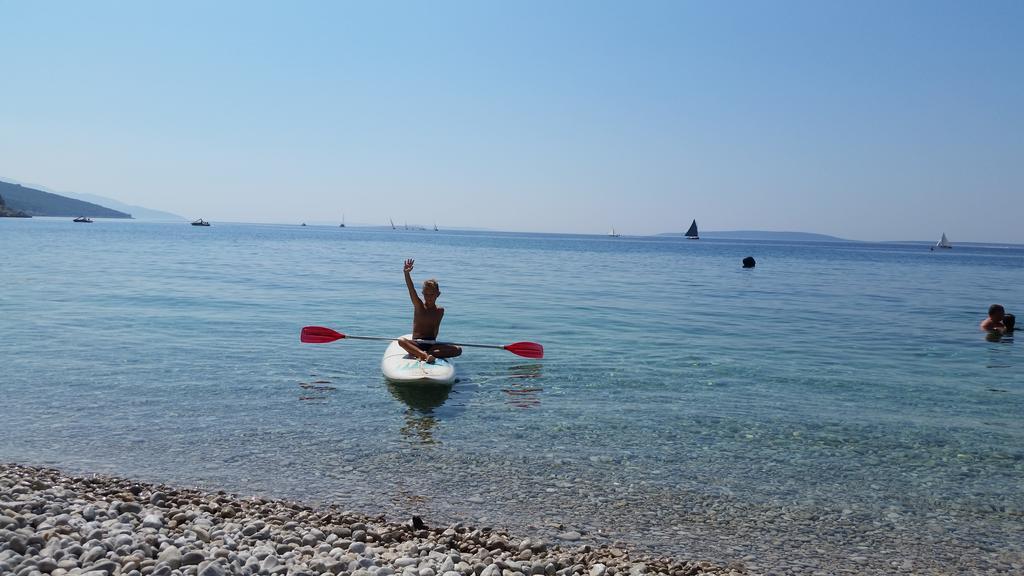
[932,232,952,250]
[339,213,345,228]
[301,223,307,226]
[609,227,620,237]
[72,216,93,223]
[390,218,396,230]
[434,222,439,232]
[191,219,210,227]
[685,219,699,239]
[381,335,457,385]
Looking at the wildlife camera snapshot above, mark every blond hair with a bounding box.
[422,279,439,293]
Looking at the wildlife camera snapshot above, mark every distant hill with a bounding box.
[660,230,849,242]
[0,193,29,217]
[0,180,131,218]
[59,191,184,221]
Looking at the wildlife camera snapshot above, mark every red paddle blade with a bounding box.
[301,326,345,344]
[504,342,544,359]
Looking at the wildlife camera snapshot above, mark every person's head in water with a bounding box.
[981,303,1008,333]
[742,256,756,268]
[1005,313,1016,332]
[422,279,440,306]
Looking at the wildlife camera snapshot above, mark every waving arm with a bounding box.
[404,259,423,308]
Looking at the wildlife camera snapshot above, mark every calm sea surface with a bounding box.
[2,219,1022,573]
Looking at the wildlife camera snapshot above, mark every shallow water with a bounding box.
[2,219,1023,573]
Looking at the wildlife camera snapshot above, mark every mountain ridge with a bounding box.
[0,180,131,218]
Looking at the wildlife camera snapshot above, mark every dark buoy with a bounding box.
[742,256,756,268]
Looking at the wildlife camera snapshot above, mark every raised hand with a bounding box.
[404,258,415,273]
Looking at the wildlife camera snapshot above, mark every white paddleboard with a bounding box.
[381,335,457,385]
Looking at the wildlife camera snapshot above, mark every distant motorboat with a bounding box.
[609,227,620,237]
[340,213,345,228]
[932,232,952,250]
[685,219,699,239]
[434,222,439,232]
[191,219,210,227]
[72,216,93,223]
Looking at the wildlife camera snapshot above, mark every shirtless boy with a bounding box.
[397,259,462,363]
[980,304,1015,333]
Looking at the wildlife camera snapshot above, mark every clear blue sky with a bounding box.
[2,1,1021,242]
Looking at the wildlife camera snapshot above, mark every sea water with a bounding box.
[2,219,1022,572]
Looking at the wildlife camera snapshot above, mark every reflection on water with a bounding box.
[297,374,337,402]
[985,330,1016,344]
[388,382,453,444]
[502,363,544,408]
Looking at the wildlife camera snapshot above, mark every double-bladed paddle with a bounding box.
[300,326,544,359]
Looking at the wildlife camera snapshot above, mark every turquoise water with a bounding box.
[2,218,1023,572]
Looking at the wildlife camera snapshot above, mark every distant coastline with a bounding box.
[659,230,849,242]
[0,180,131,219]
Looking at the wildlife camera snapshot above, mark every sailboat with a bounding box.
[339,213,345,228]
[390,218,396,230]
[932,232,952,250]
[685,219,699,239]
[433,222,439,232]
[608,227,620,237]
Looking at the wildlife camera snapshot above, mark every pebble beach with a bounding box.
[0,464,730,576]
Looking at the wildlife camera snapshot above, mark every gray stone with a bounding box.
[87,559,119,575]
[348,542,366,554]
[80,547,106,564]
[119,503,143,515]
[260,555,280,572]
[157,547,182,570]
[181,551,205,566]
[9,537,28,555]
[197,561,227,576]
[589,565,606,576]
[142,515,163,530]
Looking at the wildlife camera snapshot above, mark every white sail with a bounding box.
[935,233,952,249]
[609,227,620,237]
[685,219,699,239]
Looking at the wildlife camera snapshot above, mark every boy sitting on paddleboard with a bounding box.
[398,259,462,363]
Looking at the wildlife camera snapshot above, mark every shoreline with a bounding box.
[0,463,730,576]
